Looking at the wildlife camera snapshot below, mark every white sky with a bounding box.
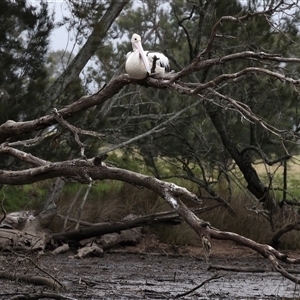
[48,1,77,52]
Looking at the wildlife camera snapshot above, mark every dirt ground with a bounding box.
[0,240,300,299]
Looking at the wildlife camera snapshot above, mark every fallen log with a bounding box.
[52,206,216,243]
[0,271,63,290]
[52,216,147,243]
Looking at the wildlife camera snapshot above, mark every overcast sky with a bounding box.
[48,1,76,52]
[29,0,76,52]
[36,0,250,52]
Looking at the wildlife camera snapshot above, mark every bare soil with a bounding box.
[0,240,300,299]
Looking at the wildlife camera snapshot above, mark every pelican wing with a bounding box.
[145,51,170,72]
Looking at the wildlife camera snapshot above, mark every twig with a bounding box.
[173,4,195,62]
[52,108,88,158]
[75,180,93,230]
[9,250,64,289]
[64,185,84,231]
[175,273,224,298]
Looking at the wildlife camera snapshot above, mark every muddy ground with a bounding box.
[0,240,300,299]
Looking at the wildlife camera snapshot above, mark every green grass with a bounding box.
[0,182,48,212]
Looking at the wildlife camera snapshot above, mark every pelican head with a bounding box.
[130,33,151,74]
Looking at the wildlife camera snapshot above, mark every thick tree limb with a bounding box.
[0,157,200,204]
[52,216,146,242]
[57,205,219,228]
[53,206,217,242]
[0,154,300,283]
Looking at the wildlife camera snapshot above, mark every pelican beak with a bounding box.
[135,41,151,74]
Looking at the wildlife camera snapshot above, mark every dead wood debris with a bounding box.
[2,292,76,300]
[208,264,300,274]
[0,272,62,290]
[175,272,224,298]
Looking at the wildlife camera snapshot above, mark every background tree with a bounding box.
[0,0,53,125]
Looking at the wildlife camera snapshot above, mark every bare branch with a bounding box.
[0,75,130,143]
[206,89,294,140]
[169,51,300,83]
[97,98,203,156]
[0,157,200,205]
[52,108,88,157]
[0,145,49,166]
[200,0,292,57]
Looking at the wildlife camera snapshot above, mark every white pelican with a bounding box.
[125,33,170,79]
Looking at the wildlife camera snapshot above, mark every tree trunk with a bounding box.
[207,108,277,213]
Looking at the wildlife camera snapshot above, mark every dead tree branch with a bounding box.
[0,272,62,290]
[4,292,75,300]
[52,108,87,158]
[272,221,300,248]
[175,273,224,298]
[0,145,49,167]
[75,181,93,230]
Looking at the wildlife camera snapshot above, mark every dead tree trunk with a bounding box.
[52,209,186,243]
[0,206,56,251]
